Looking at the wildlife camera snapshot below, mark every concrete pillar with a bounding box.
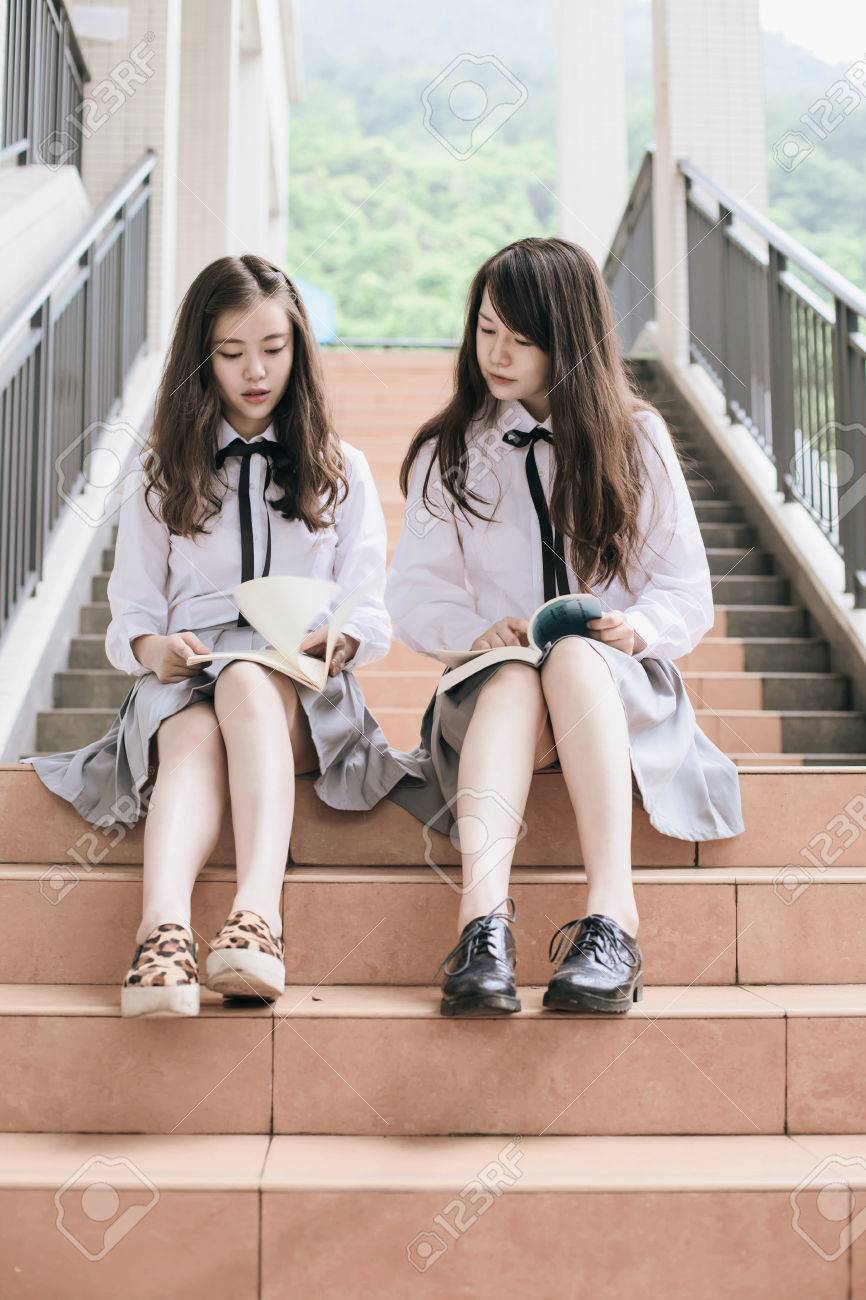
[173,0,240,304]
[0,0,8,146]
[554,0,628,267]
[651,0,768,369]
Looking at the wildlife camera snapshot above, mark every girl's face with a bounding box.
[475,285,551,422]
[211,298,294,436]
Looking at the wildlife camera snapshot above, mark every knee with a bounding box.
[478,662,545,715]
[213,661,278,718]
[156,705,225,770]
[540,636,601,684]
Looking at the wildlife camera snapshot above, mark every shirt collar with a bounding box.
[498,399,553,437]
[217,417,277,450]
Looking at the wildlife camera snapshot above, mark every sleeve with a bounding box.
[621,410,714,663]
[104,466,171,677]
[330,446,392,670]
[385,442,491,653]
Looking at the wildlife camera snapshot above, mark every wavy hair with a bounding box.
[143,254,345,535]
[399,237,695,593]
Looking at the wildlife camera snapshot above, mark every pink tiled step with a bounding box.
[1,982,866,1136]
[5,765,866,868]
[7,864,866,988]
[3,1131,860,1299]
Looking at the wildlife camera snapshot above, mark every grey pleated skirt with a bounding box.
[22,619,422,828]
[387,636,745,842]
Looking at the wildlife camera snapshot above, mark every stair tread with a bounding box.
[2,981,864,1018]
[4,1130,866,1192]
[5,862,866,883]
[358,712,863,722]
[55,665,845,683]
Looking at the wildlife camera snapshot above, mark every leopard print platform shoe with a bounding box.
[205,909,286,1001]
[120,921,200,1018]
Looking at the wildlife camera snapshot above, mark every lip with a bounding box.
[241,390,270,403]
[487,373,516,384]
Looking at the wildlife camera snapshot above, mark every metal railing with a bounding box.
[2,0,89,170]
[605,147,866,607]
[679,157,866,603]
[0,151,155,641]
[603,149,655,356]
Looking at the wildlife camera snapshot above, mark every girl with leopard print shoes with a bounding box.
[23,255,419,1018]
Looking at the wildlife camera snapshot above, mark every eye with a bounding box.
[479,327,495,335]
[265,346,286,355]
[219,352,242,359]
[515,338,533,347]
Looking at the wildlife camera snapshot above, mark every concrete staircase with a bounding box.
[4,351,866,1297]
[30,353,866,764]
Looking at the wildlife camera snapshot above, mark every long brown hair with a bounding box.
[144,254,346,535]
[399,237,691,593]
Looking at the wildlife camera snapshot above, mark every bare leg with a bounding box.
[539,638,638,936]
[138,701,229,944]
[213,662,319,939]
[454,664,552,931]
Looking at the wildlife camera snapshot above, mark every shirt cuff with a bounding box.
[106,620,163,677]
[623,609,660,661]
[340,623,364,669]
[339,621,390,671]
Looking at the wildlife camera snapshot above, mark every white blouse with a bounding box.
[386,399,714,663]
[105,418,391,677]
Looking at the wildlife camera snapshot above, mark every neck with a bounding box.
[521,393,551,424]
[223,411,271,440]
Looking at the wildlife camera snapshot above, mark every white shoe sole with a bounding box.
[120,982,200,1018]
[205,947,285,999]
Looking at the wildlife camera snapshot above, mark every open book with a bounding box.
[185,575,371,690]
[429,594,605,695]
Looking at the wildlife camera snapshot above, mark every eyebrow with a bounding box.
[479,310,529,339]
[214,332,289,345]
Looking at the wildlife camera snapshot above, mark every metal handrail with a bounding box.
[603,148,866,605]
[603,146,654,284]
[602,148,655,355]
[0,150,156,353]
[0,151,155,642]
[2,0,90,171]
[0,139,28,164]
[679,157,866,321]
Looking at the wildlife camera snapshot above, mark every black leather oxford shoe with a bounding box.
[436,897,520,1017]
[543,913,643,1014]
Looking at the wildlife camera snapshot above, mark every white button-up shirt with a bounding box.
[105,418,391,676]
[386,400,714,663]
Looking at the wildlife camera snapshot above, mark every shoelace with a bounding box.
[433,897,517,979]
[548,914,638,974]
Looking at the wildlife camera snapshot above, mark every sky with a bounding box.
[760,0,866,66]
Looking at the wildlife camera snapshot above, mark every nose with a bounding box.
[243,354,266,381]
[489,336,510,369]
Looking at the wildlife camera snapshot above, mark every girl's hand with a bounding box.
[471,618,529,651]
[299,628,360,676]
[131,631,213,683]
[586,611,641,656]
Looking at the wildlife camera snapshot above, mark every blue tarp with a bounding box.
[293,276,337,343]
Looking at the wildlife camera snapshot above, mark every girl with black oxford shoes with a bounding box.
[25,254,418,1018]
[386,237,744,1018]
